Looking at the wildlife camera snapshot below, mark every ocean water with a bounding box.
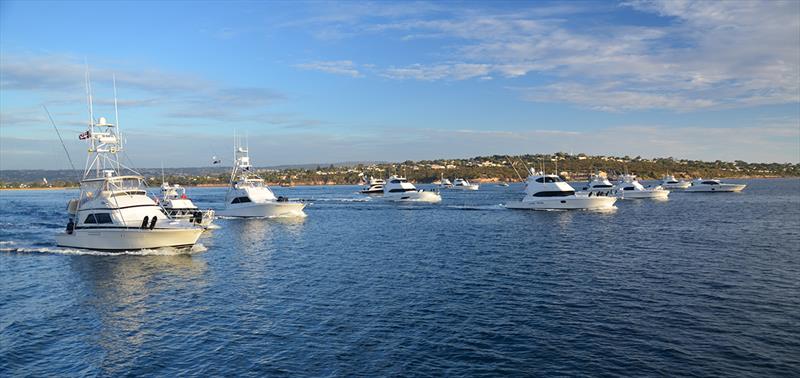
[1,179,799,376]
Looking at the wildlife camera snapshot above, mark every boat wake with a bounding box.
[446,204,506,211]
[0,242,207,256]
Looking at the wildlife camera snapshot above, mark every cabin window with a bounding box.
[593,184,613,188]
[231,196,252,204]
[534,177,562,183]
[702,181,719,185]
[623,186,635,191]
[389,188,416,193]
[84,213,113,224]
[390,179,406,184]
[532,190,574,197]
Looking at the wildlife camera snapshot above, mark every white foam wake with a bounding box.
[0,243,207,256]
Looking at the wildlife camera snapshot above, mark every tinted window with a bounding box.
[702,181,719,185]
[623,186,635,190]
[535,177,561,183]
[84,213,112,224]
[231,196,252,204]
[593,184,613,188]
[389,188,416,193]
[532,190,574,197]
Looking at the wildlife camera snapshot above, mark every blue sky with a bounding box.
[1,0,798,169]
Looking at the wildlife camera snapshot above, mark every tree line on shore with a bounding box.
[3,153,797,188]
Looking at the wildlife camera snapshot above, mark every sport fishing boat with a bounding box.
[614,174,670,199]
[383,175,441,203]
[581,173,615,195]
[452,178,479,191]
[660,174,691,189]
[685,178,747,192]
[55,93,203,251]
[438,176,453,189]
[160,182,215,228]
[505,169,616,210]
[216,135,305,217]
[360,176,386,194]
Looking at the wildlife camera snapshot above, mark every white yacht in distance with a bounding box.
[160,183,215,228]
[614,174,670,199]
[660,174,691,189]
[452,178,480,191]
[685,178,747,192]
[581,173,615,194]
[439,176,453,189]
[383,175,442,203]
[505,169,616,210]
[55,90,203,250]
[360,176,386,194]
[216,136,305,217]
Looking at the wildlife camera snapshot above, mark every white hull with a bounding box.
[685,184,746,192]
[662,182,691,189]
[55,227,203,251]
[217,201,306,217]
[506,196,616,210]
[383,191,441,203]
[618,190,670,199]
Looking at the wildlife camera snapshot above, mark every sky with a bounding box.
[1,0,799,170]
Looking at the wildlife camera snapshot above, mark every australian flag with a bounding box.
[78,130,91,140]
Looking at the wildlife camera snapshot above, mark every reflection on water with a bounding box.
[69,255,208,375]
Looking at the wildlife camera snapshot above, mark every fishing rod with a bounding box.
[43,105,80,182]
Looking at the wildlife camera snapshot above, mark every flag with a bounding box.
[212,156,221,165]
[78,130,91,140]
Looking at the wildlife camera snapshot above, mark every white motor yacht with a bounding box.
[360,176,386,194]
[581,173,615,195]
[505,169,616,210]
[614,174,670,199]
[660,175,691,189]
[160,183,215,228]
[216,136,306,217]
[439,177,453,189]
[452,178,480,191]
[55,107,203,251]
[383,175,442,203]
[685,178,746,192]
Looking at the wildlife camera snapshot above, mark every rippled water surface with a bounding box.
[2,179,799,376]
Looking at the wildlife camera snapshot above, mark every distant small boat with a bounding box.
[383,175,441,203]
[360,176,385,194]
[439,175,453,189]
[581,173,615,195]
[452,178,479,191]
[614,174,669,199]
[498,182,509,187]
[160,182,215,228]
[685,178,746,192]
[660,174,691,189]
[216,135,305,217]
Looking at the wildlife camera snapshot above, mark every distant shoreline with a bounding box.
[1,175,794,191]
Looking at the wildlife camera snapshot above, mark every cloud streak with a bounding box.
[288,1,800,112]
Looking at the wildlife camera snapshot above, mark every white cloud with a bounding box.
[294,60,362,77]
[381,63,490,81]
[289,1,800,112]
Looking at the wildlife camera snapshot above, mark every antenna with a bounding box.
[113,74,121,171]
[161,161,165,185]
